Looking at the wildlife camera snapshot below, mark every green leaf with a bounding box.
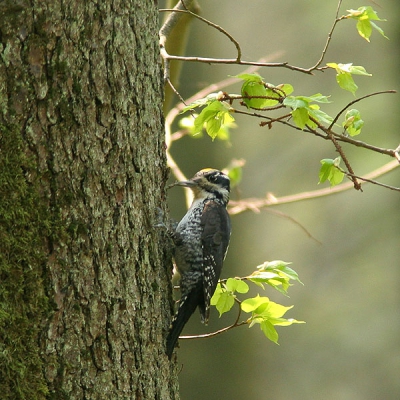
[241,80,269,109]
[356,18,372,42]
[370,21,387,39]
[236,74,289,108]
[260,320,279,343]
[241,295,270,313]
[192,100,235,140]
[271,317,305,327]
[251,271,280,280]
[308,105,333,126]
[215,112,236,141]
[307,93,331,103]
[330,169,345,187]
[211,283,235,316]
[319,159,334,184]
[275,83,294,96]
[258,260,292,270]
[326,63,371,95]
[181,93,219,113]
[347,65,372,76]
[262,87,280,107]
[206,115,222,138]
[210,282,223,303]
[319,158,345,186]
[245,298,304,343]
[342,109,364,136]
[261,302,293,319]
[283,96,307,110]
[283,94,332,129]
[346,6,388,42]
[178,115,203,138]
[212,260,305,343]
[249,260,303,295]
[193,102,218,133]
[225,278,249,294]
[278,266,303,285]
[265,261,303,284]
[236,73,267,108]
[214,291,235,316]
[235,72,264,83]
[227,164,243,188]
[249,273,289,296]
[337,73,358,95]
[292,107,309,129]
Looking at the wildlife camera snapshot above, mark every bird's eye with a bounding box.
[209,173,218,182]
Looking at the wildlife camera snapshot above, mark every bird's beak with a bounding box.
[174,180,198,188]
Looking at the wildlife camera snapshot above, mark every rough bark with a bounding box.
[0,1,177,398]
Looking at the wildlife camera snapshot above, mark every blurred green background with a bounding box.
[163,1,399,399]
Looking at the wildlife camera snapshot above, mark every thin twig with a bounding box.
[394,144,400,162]
[342,171,400,192]
[329,90,397,130]
[265,208,322,244]
[228,160,399,215]
[160,7,242,62]
[165,54,284,137]
[160,0,349,76]
[233,103,399,159]
[180,300,247,340]
[179,321,248,340]
[161,54,316,74]
[311,116,362,190]
[167,78,188,107]
[159,4,314,75]
[307,0,346,71]
[334,135,399,158]
[161,1,398,199]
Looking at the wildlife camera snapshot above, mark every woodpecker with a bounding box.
[166,168,231,358]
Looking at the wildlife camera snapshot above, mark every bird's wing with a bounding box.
[200,200,231,322]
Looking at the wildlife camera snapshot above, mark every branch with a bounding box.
[166,54,284,141]
[160,7,242,62]
[161,54,316,74]
[165,55,285,190]
[162,1,398,199]
[264,208,322,244]
[341,170,400,192]
[310,116,362,190]
[180,300,247,340]
[333,134,399,158]
[228,160,399,215]
[160,0,354,77]
[231,98,399,160]
[179,321,248,340]
[159,0,197,48]
[165,56,283,206]
[329,90,397,130]
[306,0,346,71]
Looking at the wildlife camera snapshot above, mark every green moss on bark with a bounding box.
[0,124,51,399]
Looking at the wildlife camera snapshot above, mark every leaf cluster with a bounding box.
[326,63,371,96]
[319,157,345,186]
[164,4,397,193]
[211,261,304,344]
[345,6,387,42]
[161,2,398,359]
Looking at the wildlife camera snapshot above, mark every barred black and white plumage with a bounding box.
[166,169,231,359]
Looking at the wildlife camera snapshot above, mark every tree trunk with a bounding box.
[0,1,177,398]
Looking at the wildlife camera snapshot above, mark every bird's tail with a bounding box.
[166,287,202,359]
